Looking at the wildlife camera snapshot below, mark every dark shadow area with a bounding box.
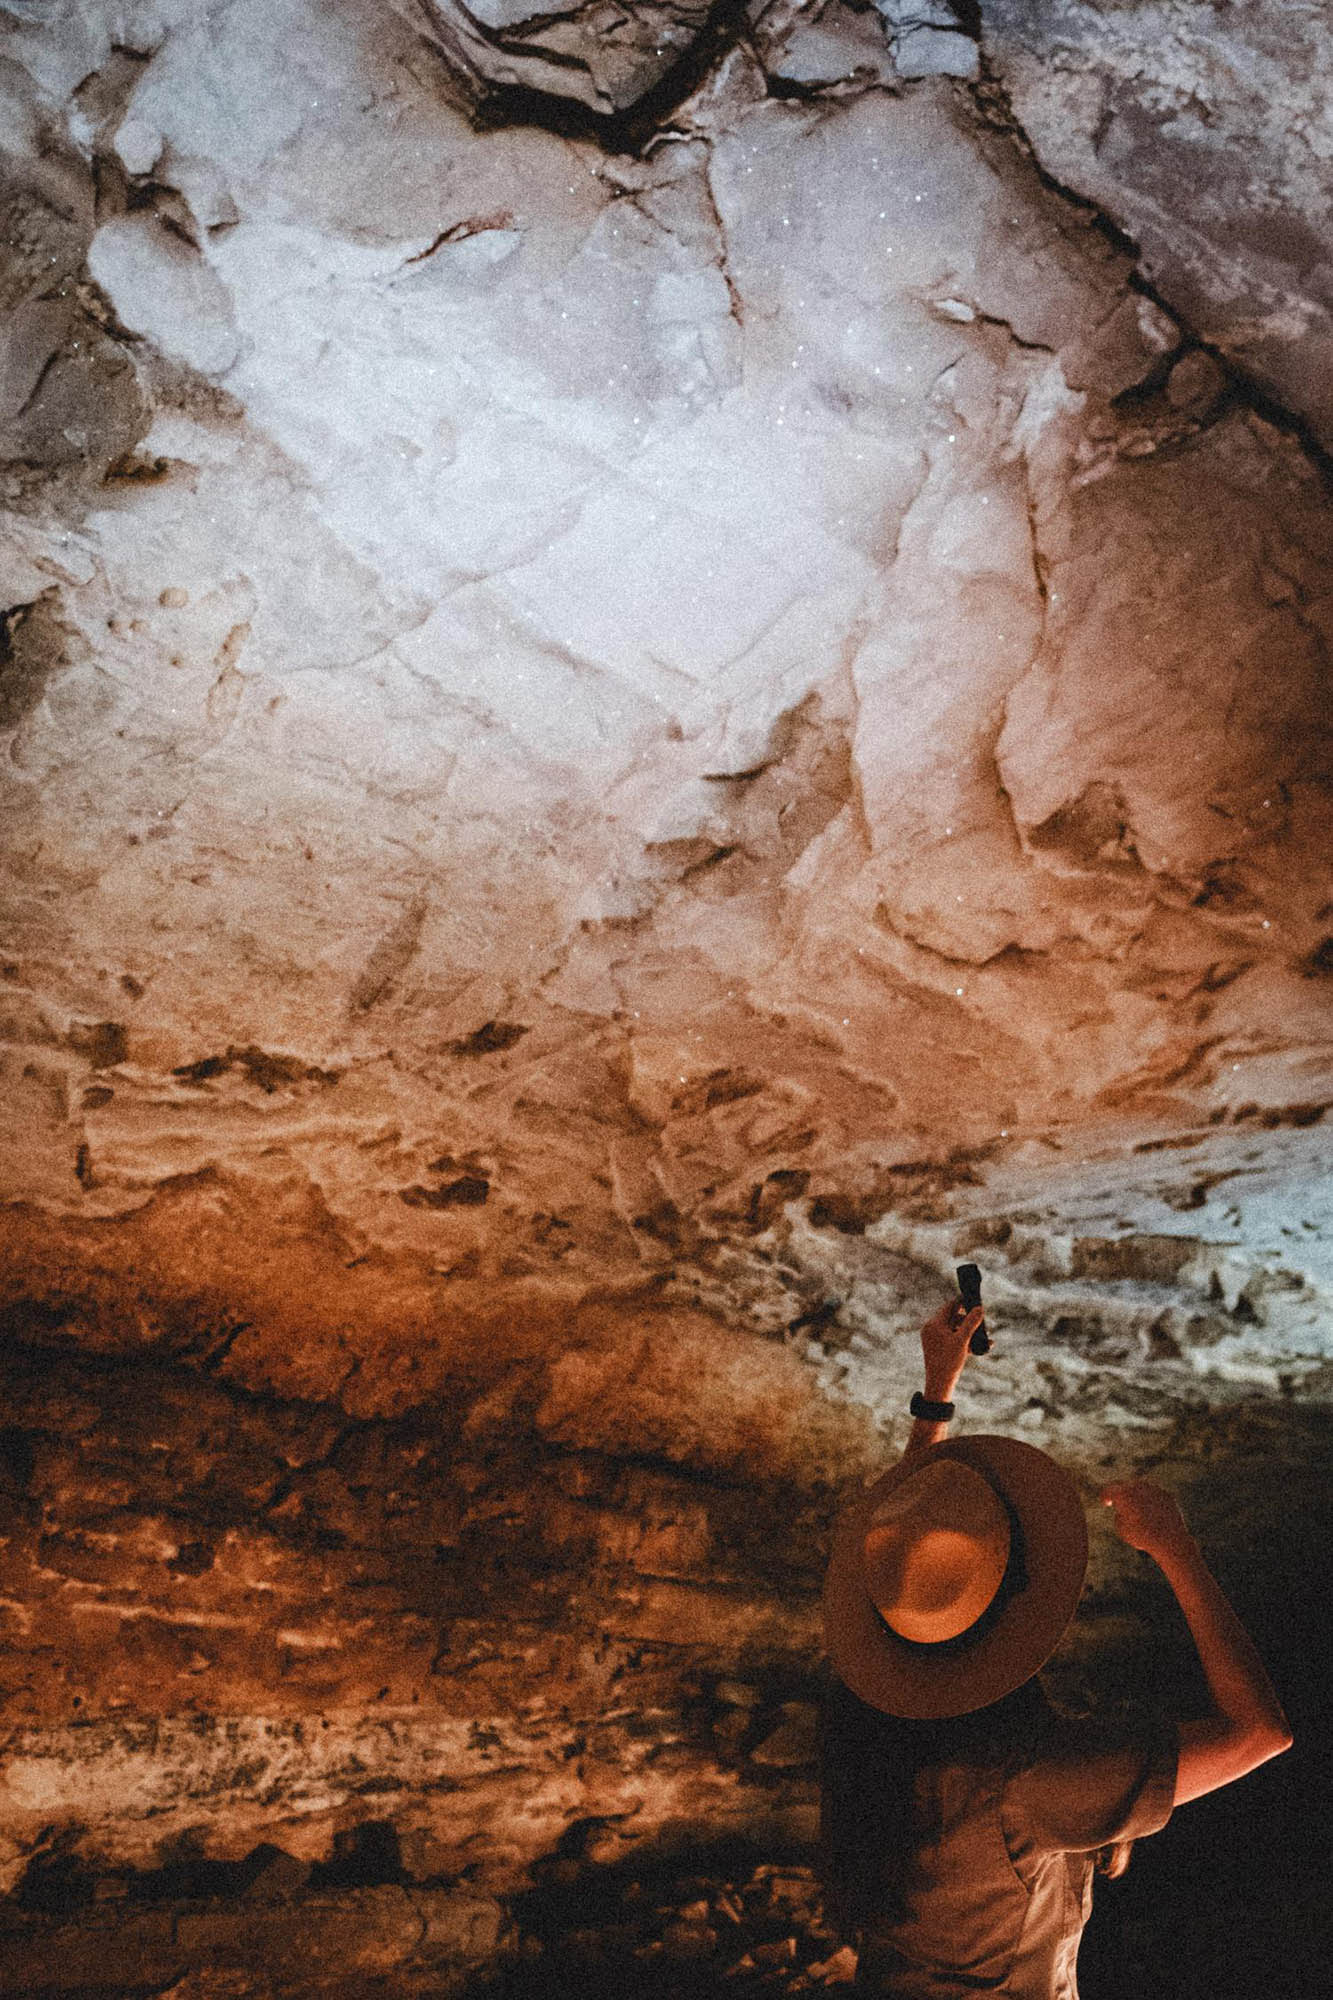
[1079,1752,1329,2000]
[470,1839,838,2000]
[309,1819,406,1891]
[11,1835,96,1919]
[463,0,754,156]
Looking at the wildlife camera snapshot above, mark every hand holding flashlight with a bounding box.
[919,1295,986,1400]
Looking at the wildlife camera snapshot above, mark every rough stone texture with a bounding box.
[0,3,1330,1996]
[874,0,979,82]
[387,0,718,117]
[749,0,901,93]
[979,0,1333,450]
[2,4,1329,1333]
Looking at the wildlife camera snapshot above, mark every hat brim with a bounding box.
[823,1436,1089,1720]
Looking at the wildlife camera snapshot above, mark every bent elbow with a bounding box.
[1174,1716,1293,1804]
[1240,1720,1292,1771]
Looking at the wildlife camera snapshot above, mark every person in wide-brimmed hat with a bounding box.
[819,1294,1292,1999]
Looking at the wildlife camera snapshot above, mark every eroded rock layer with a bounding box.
[1,2,1330,1994]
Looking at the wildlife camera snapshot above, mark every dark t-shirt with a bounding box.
[855,1715,1178,1998]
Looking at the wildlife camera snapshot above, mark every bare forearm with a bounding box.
[900,1362,962,1464]
[1155,1535,1291,1742]
[899,1298,985,1464]
[1103,1477,1291,1802]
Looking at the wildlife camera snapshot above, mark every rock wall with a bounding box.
[979,0,1333,451]
[1,2,1330,1994]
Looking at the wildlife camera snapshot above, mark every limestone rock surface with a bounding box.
[2,2,1328,1339]
[980,0,1333,448]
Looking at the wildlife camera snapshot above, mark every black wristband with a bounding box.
[910,1391,955,1423]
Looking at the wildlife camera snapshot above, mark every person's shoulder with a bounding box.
[1007,1705,1177,1851]
[1004,1703,1160,1806]
[1030,1703,1165,1757]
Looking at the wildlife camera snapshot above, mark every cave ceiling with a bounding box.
[0,0,1330,1947]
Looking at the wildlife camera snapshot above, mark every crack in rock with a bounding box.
[390,0,724,121]
[348,897,431,1016]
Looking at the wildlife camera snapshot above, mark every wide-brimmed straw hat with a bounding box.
[823,1436,1089,1719]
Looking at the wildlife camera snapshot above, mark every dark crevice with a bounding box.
[171,1044,341,1092]
[462,0,755,156]
[762,72,865,104]
[1106,338,1188,412]
[308,1819,407,1890]
[972,307,1053,356]
[1174,334,1333,488]
[12,343,66,421]
[405,210,516,263]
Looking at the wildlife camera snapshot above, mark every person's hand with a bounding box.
[1100,1480,1194,1562]
[919,1298,986,1400]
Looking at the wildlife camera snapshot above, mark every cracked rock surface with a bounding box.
[0,3,1330,1995]
[387,0,718,117]
[979,0,1333,451]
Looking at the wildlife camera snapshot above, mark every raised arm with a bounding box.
[900,1297,987,1464]
[1101,1480,1292,1806]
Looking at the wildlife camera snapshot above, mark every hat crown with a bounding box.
[861,1459,1010,1645]
[824,1435,1091,1719]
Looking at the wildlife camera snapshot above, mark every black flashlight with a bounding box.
[956,1262,990,1353]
